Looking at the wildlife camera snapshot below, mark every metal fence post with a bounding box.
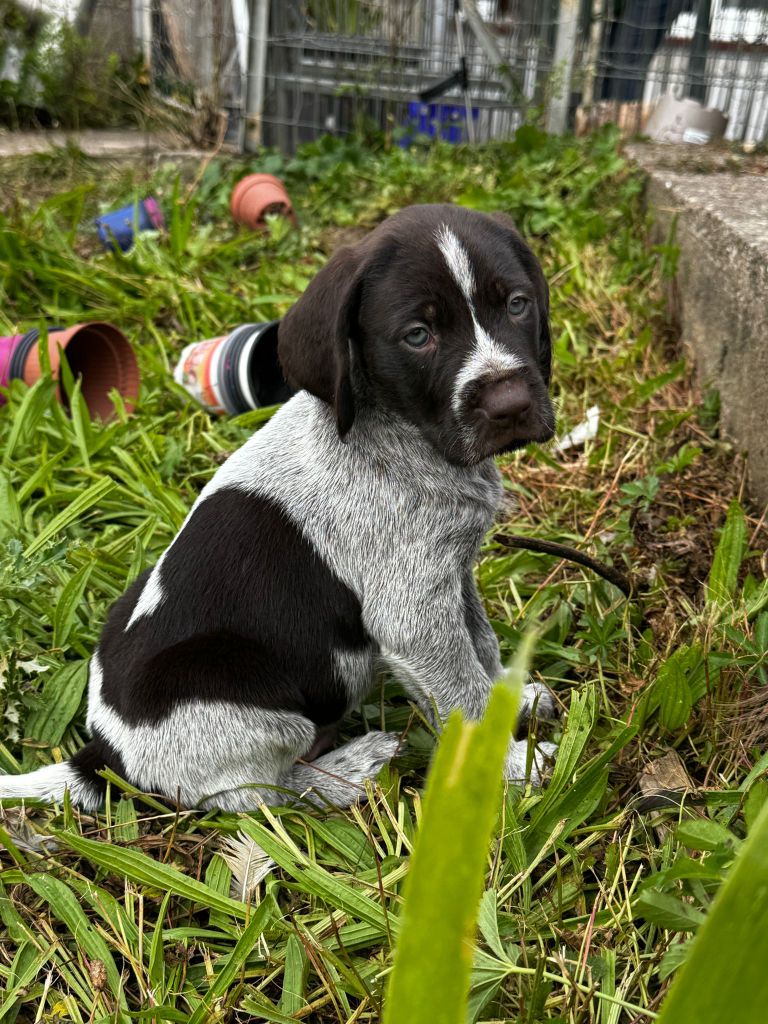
[244,0,269,152]
[132,0,152,69]
[688,0,712,103]
[546,0,580,135]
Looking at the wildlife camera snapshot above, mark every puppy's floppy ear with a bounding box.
[488,211,552,387]
[278,245,365,437]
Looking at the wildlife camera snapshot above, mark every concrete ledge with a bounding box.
[0,129,235,162]
[631,148,768,508]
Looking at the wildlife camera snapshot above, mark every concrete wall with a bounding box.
[641,163,768,509]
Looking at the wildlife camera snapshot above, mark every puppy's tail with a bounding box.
[0,752,101,811]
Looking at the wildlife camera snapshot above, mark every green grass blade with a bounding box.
[238,817,392,934]
[52,829,248,919]
[280,932,309,1016]
[187,899,273,1024]
[0,468,22,537]
[0,941,57,1023]
[21,661,89,765]
[52,562,94,648]
[23,477,114,557]
[23,873,128,1018]
[2,378,56,466]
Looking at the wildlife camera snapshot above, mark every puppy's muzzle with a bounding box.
[471,373,555,451]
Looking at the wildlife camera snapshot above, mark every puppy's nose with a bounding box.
[475,376,531,423]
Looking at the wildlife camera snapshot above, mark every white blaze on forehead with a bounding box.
[435,224,475,302]
[434,220,528,417]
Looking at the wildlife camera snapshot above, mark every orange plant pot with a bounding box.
[230,174,297,231]
[22,322,140,420]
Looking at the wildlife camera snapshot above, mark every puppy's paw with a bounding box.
[353,730,403,777]
[293,731,402,809]
[519,678,557,722]
[323,731,402,787]
[505,738,558,788]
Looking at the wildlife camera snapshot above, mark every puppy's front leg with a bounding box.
[379,602,553,786]
[461,568,503,679]
[462,568,557,724]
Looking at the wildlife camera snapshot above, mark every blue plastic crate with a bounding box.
[399,100,479,147]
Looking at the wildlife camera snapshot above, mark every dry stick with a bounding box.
[528,450,630,602]
[494,533,634,598]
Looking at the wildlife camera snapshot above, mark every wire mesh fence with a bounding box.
[2,0,767,149]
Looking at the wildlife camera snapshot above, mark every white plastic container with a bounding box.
[645,95,727,145]
[174,321,293,414]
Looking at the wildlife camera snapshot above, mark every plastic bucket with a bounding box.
[230,175,297,231]
[95,197,165,251]
[174,321,293,415]
[0,323,140,419]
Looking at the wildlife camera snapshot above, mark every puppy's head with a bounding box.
[278,204,555,465]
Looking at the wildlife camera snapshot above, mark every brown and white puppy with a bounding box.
[0,204,557,812]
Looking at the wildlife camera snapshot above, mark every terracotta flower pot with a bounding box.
[230,174,297,231]
[17,323,140,420]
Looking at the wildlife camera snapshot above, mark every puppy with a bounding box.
[0,204,557,812]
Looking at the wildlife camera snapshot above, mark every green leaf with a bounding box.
[240,992,303,1023]
[147,891,171,998]
[640,644,703,728]
[187,900,273,1024]
[22,661,89,764]
[112,797,140,843]
[2,378,56,466]
[0,940,56,1023]
[657,656,693,731]
[23,872,128,1017]
[477,889,507,961]
[52,829,248,919]
[744,781,768,833]
[633,890,706,932]
[705,499,746,609]
[238,817,391,934]
[52,561,94,648]
[0,469,22,538]
[658,938,694,982]
[280,932,309,1016]
[675,819,739,853]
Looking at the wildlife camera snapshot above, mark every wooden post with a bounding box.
[546,0,580,135]
[244,0,269,152]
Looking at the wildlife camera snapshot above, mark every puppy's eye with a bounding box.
[403,326,432,349]
[507,294,529,318]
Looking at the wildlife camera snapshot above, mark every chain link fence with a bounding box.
[3,0,767,148]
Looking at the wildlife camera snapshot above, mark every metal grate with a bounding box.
[3,0,767,147]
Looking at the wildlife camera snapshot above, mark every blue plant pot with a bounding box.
[95,197,164,252]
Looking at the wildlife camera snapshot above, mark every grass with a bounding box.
[0,126,766,1021]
